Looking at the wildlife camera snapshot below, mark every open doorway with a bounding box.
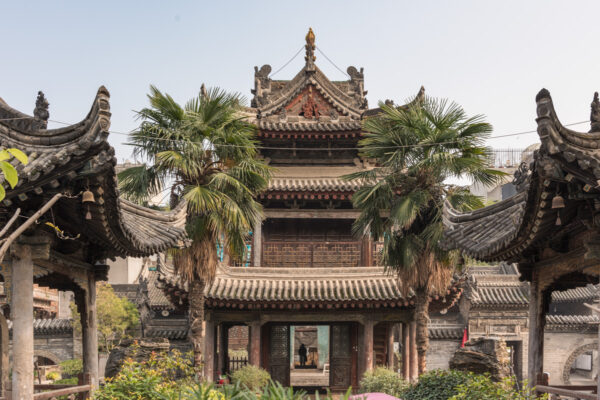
[290,325,330,387]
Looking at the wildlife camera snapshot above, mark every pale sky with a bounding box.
[2,1,599,162]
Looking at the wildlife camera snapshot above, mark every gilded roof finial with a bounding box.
[305,27,316,70]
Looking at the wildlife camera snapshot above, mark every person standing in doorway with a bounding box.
[299,343,307,367]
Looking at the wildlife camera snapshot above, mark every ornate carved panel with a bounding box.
[330,324,352,389]
[269,325,290,386]
[284,85,332,120]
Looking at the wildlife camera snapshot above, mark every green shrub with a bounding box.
[402,370,472,400]
[53,377,78,385]
[46,371,60,381]
[450,375,547,400]
[230,365,271,391]
[359,367,407,397]
[59,359,82,378]
[94,347,199,400]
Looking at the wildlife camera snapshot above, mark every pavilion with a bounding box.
[444,89,600,397]
[0,87,187,399]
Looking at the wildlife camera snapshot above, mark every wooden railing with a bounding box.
[228,356,248,372]
[536,385,598,400]
[262,241,362,268]
[33,384,91,399]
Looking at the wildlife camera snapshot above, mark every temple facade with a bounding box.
[156,29,460,389]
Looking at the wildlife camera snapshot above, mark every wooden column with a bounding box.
[387,323,395,369]
[0,313,9,398]
[81,271,99,389]
[363,320,374,373]
[204,319,216,382]
[11,245,34,400]
[402,323,410,380]
[252,216,262,267]
[527,270,546,387]
[361,236,373,267]
[409,320,418,381]
[217,324,228,376]
[249,322,261,366]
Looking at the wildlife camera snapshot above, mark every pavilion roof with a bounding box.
[443,89,600,271]
[0,87,188,259]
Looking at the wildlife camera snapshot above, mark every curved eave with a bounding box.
[0,87,111,198]
[258,66,364,119]
[536,88,600,180]
[71,170,188,258]
[443,166,558,262]
[0,87,188,258]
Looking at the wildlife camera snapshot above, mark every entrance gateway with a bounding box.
[264,324,356,389]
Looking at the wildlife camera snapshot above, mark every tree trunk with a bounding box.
[189,279,206,369]
[415,287,430,375]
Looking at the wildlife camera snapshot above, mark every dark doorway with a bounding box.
[506,341,523,382]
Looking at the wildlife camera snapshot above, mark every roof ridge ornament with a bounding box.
[590,92,600,132]
[33,91,49,129]
[305,27,316,71]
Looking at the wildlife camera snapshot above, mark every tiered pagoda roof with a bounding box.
[155,260,463,312]
[0,88,187,260]
[262,165,366,200]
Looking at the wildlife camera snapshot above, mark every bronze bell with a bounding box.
[551,194,565,209]
[82,190,95,203]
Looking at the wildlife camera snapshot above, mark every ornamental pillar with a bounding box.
[363,320,374,373]
[249,321,261,366]
[402,323,410,380]
[409,320,418,381]
[204,319,216,382]
[11,244,34,400]
[252,216,262,267]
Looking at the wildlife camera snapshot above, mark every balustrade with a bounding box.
[536,385,598,400]
[262,241,362,268]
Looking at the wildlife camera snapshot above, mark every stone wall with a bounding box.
[426,339,461,370]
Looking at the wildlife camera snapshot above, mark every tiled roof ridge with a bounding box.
[546,314,600,325]
[7,318,73,334]
[214,266,395,280]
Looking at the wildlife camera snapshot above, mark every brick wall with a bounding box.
[543,332,597,385]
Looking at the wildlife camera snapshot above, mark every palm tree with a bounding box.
[119,85,271,367]
[346,96,504,374]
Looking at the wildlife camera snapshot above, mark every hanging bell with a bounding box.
[82,190,95,203]
[551,194,565,209]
